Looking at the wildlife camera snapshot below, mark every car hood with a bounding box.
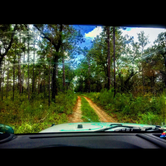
[39,122,161,133]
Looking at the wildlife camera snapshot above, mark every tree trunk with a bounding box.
[62,56,65,91]
[6,61,9,98]
[52,24,63,102]
[38,78,40,94]
[113,26,116,97]
[19,32,22,94]
[34,24,63,101]
[18,53,21,93]
[28,30,30,100]
[52,56,56,101]
[106,26,110,90]
[38,69,41,94]
[142,66,144,94]
[141,48,145,94]
[17,54,19,90]
[43,76,46,97]
[0,59,2,94]
[1,72,3,101]
[164,57,166,88]
[48,55,51,106]
[152,72,155,95]
[56,63,58,94]
[52,54,59,102]
[22,42,26,94]
[1,61,5,101]
[32,41,35,93]
[13,56,15,101]
[40,83,42,93]
[88,55,91,93]
[151,72,153,94]
[121,75,124,93]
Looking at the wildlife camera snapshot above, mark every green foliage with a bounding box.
[80,96,100,122]
[83,90,166,125]
[137,112,163,125]
[0,90,77,134]
[1,25,166,133]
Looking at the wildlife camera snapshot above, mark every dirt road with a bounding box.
[67,96,83,123]
[68,96,117,123]
[83,96,117,122]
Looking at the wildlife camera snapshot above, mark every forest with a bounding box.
[0,24,166,133]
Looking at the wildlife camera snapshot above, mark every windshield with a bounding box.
[0,24,166,133]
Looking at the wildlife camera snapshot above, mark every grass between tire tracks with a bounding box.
[80,96,100,122]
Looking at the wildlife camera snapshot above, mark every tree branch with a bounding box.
[3,24,18,56]
[56,24,63,52]
[33,24,58,50]
[0,24,18,65]
[124,71,139,85]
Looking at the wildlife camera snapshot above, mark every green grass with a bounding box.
[80,96,100,122]
[1,89,165,134]
[0,90,77,134]
[82,89,166,126]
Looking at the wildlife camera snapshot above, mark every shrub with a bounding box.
[0,90,77,134]
[137,112,163,125]
[83,91,166,124]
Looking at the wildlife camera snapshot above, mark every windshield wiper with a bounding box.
[94,124,163,132]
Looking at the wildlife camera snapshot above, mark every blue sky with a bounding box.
[71,25,97,63]
[121,27,166,48]
[28,25,166,67]
[72,25,96,34]
[70,25,166,66]
[126,28,132,31]
[72,25,96,49]
[74,25,166,50]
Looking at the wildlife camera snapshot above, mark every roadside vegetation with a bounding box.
[80,96,100,122]
[83,89,166,126]
[0,90,77,133]
[0,24,166,133]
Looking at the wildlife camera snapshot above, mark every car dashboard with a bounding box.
[0,132,166,149]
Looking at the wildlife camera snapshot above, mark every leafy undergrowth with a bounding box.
[0,90,77,134]
[83,89,166,126]
[80,96,100,122]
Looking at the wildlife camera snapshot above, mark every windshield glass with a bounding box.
[0,24,166,133]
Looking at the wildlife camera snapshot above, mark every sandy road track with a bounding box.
[83,96,117,122]
[68,96,83,123]
[68,96,117,123]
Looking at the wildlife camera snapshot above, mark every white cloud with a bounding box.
[85,26,103,40]
[121,27,166,49]
[85,26,166,49]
